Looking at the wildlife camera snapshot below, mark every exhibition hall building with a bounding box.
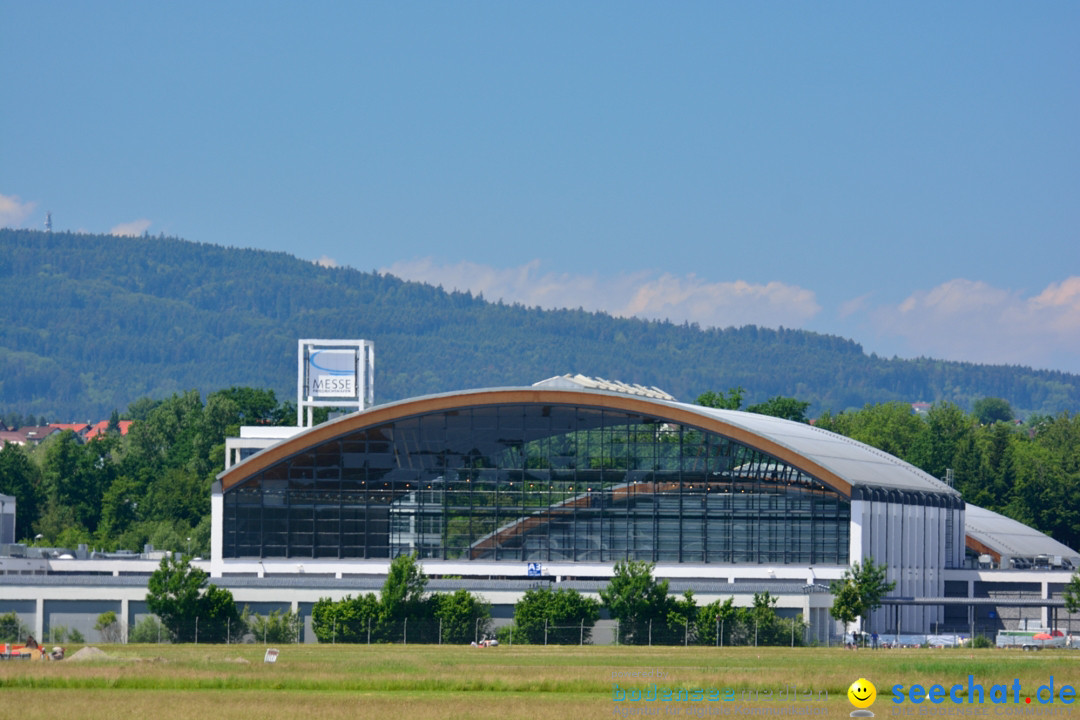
[3,368,1078,644]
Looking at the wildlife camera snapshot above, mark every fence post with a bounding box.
[195,617,199,645]
[404,618,408,646]
[754,617,758,647]
[580,618,584,646]
[648,619,652,647]
[227,618,230,645]
[333,617,336,645]
[615,621,619,646]
[544,619,548,646]
[439,618,443,645]
[720,618,724,648]
[367,617,371,645]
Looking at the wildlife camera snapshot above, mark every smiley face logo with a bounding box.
[848,678,877,709]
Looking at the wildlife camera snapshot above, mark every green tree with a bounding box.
[34,495,90,547]
[311,593,379,643]
[106,409,122,435]
[909,402,973,482]
[839,402,928,460]
[128,616,165,643]
[245,608,301,644]
[197,584,243,642]
[829,558,895,640]
[95,610,122,643]
[829,580,860,640]
[210,386,281,427]
[512,586,601,644]
[145,554,240,642]
[745,396,811,423]
[38,430,117,535]
[973,397,1015,425]
[729,591,795,646]
[696,387,744,410]
[667,590,699,644]
[378,553,430,632]
[0,442,42,540]
[599,560,675,645]
[0,611,30,643]
[432,589,491,644]
[1065,570,1080,614]
[696,597,736,646]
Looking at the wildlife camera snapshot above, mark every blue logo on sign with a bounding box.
[310,350,353,375]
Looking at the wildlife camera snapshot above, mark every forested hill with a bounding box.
[2,228,1078,421]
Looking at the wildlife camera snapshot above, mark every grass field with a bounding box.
[0,644,1076,719]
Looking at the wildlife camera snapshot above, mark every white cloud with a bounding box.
[0,193,36,227]
[838,293,871,319]
[382,258,820,329]
[314,255,338,268]
[109,219,152,237]
[870,277,1080,371]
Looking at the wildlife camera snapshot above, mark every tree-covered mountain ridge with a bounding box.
[2,227,1078,420]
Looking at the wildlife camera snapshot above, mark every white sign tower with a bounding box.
[297,339,374,427]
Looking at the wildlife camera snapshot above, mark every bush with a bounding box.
[312,593,379,643]
[513,586,600,645]
[95,611,123,643]
[495,624,517,645]
[432,589,491,644]
[972,634,994,649]
[47,625,84,643]
[0,612,30,643]
[129,616,167,643]
[246,609,302,644]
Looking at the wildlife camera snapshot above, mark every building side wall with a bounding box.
[854,498,964,633]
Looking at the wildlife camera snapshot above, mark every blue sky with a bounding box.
[3,2,1078,373]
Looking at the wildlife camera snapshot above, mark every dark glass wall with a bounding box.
[223,404,850,564]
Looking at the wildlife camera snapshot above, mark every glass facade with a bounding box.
[223,403,850,564]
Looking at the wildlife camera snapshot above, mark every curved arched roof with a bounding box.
[219,386,959,500]
[965,504,1079,565]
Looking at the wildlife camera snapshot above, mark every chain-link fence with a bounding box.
[611,617,811,647]
[127,614,303,645]
[318,618,462,645]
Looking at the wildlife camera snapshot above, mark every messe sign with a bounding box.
[307,347,358,398]
[297,339,374,426]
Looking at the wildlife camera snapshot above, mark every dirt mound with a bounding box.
[66,646,110,661]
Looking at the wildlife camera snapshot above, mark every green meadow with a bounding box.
[0,645,1076,720]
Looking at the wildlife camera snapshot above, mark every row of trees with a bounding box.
[139,554,302,644]
[0,386,294,554]
[310,555,492,644]
[137,553,825,647]
[309,558,810,647]
[814,400,1080,551]
[596,560,809,646]
[697,389,1080,552]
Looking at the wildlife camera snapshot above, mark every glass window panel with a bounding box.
[224,402,852,565]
